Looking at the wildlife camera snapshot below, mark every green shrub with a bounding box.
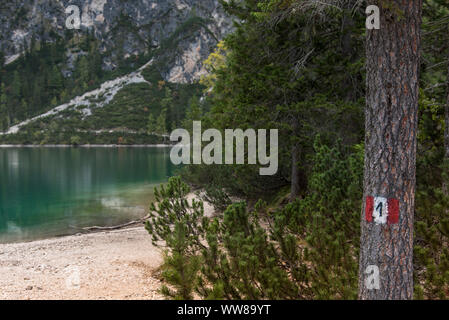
[414,160,449,299]
[145,176,207,299]
[148,140,364,300]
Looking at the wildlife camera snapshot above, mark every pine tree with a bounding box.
[76,55,90,87]
[156,108,167,136]
[50,97,58,107]
[161,87,174,130]
[147,113,157,134]
[60,89,68,103]
[145,177,206,300]
[31,81,42,115]
[159,223,201,300]
[20,99,28,118]
[190,0,366,198]
[11,71,22,99]
[182,96,202,133]
[88,40,103,81]
[148,141,363,300]
[359,0,423,300]
[48,65,64,95]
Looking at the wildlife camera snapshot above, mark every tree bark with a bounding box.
[359,0,422,300]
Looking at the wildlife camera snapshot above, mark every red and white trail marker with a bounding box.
[365,196,399,225]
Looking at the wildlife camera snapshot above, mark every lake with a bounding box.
[0,147,176,243]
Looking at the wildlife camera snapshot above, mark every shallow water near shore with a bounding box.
[0,147,175,243]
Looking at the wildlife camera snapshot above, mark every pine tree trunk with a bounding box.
[359,1,422,300]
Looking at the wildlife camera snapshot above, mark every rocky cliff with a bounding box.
[0,0,232,83]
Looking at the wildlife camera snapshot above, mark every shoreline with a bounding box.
[0,193,214,299]
[0,220,146,246]
[0,226,165,300]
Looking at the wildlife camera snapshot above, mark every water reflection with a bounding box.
[0,147,175,243]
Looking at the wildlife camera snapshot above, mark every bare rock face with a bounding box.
[0,0,233,83]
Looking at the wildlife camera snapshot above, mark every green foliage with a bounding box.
[0,33,96,123]
[150,141,363,300]
[159,223,201,300]
[414,182,449,300]
[145,177,207,299]
[155,108,168,135]
[70,135,81,146]
[168,0,449,301]
[147,113,157,134]
[0,28,155,141]
[183,0,365,198]
[282,140,363,299]
[146,176,206,251]
[0,6,211,144]
[412,0,449,298]
[0,77,203,144]
[199,202,300,300]
[199,41,227,91]
[198,139,363,300]
[88,83,156,131]
[414,109,449,299]
[200,184,232,213]
[182,96,203,134]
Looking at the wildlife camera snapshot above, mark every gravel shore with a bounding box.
[0,226,165,300]
[0,193,215,300]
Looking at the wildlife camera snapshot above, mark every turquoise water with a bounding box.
[0,147,175,243]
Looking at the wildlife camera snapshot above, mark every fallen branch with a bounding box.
[81,214,150,232]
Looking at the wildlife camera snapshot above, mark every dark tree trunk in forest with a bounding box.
[359,1,422,300]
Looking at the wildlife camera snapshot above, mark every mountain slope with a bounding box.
[0,0,232,144]
[2,60,154,136]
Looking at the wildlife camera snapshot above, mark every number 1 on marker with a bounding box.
[373,197,387,224]
[376,202,382,217]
